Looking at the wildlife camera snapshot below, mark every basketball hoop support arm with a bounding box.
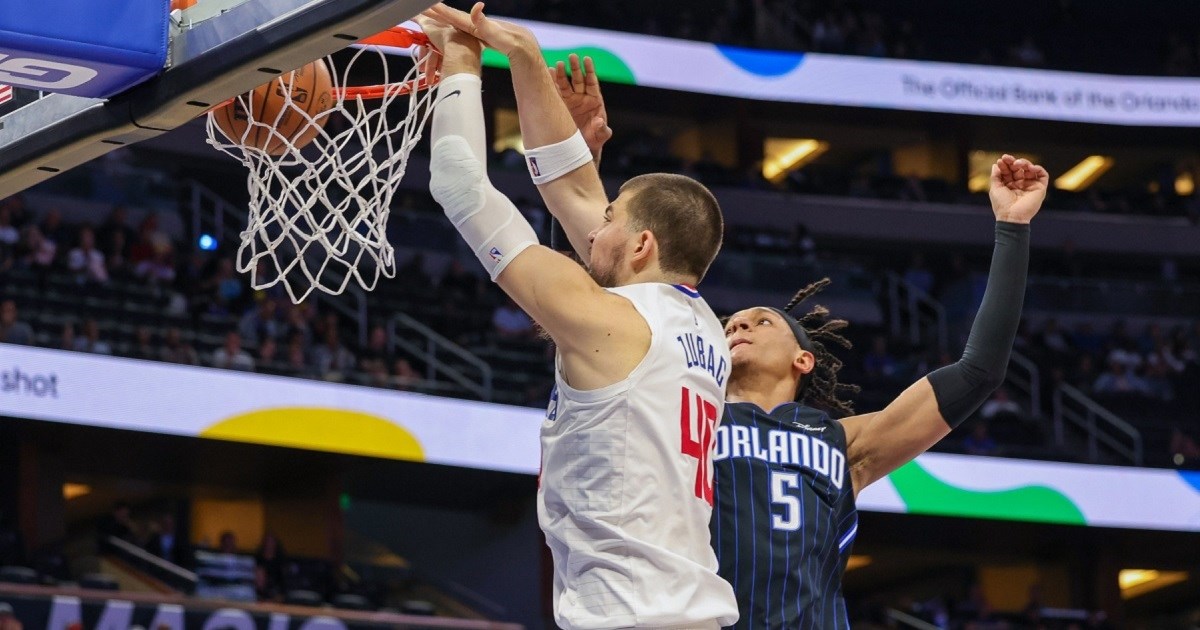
[0,0,434,199]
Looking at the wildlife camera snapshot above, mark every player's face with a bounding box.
[724,307,811,381]
[586,196,633,288]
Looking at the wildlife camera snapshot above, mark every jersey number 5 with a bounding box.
[770,471,802,531]
[680,386,718,505]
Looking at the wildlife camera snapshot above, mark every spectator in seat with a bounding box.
[160,327,199,365]
[863,335,901,385]
[790,223,818,266]
[73,319,113,355]
[284,334,313,377]
[239,298,283,346]
[1037,318,1073,357]
[903,252,935,295]
[0,602,23,630]
[0,207,18,249]
[359,325,395,387]
[97,502,137,545]
[256,337,284,375]
[979,387,1022,421]
[130,326,157,361]
[97,206,136,261]
[1093,351,1151,397]
[128,214,171,266]
[0,300,33,346]
[145,514,189,567]
[38,208,71,247]
[218,531,238,554]
[313,329,355,379]
[16,225,56,272]
[58,322,76,351]
[254,533,287,602]
[134,243,176,286]
[67,226,109,285]
[440,259,480,299]
[205,258,245,315]
[1170,427,1200,467]
[963,421,998,456]
[492,296,536,340]
[103,230,131,280]
[393,357,421,391]
[397,252,433,289]
[282,303,314,347]
[211,331,255,372]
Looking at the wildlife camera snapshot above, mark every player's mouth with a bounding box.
[729,338,751,350]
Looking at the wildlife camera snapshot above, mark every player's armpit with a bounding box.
[840,377,951,497]
[495,245,650,390]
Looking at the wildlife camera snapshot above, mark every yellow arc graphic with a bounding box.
[201,407,425,462]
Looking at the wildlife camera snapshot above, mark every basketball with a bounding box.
[213,58,334,155]
[170,0,197,11]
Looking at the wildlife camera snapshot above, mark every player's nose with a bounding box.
[727,314,751,331]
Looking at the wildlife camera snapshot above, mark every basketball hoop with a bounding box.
[206,26,439,303]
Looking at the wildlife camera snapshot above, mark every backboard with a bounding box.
[0,0,434,199]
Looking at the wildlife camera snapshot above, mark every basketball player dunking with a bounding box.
[417,7,738,629]
[538,62,1048,627]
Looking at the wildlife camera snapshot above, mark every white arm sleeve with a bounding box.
[429,74,538,281]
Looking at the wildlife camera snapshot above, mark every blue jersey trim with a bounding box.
[672,283,701,298]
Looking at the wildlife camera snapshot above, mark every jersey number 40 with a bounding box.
[680,386,718,505]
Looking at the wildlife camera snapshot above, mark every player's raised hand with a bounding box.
[424,2,535,58]
[413,13,482,77]
[988,154,1048,224]
[551,54,612,165]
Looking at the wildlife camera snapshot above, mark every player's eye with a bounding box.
[758,318,771,325]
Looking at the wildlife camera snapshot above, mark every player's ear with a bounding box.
[630,229,656,264]
[794,348,815,376]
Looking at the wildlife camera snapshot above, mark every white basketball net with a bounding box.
[206,44,437,303]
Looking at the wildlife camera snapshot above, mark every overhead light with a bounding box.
[1119,569,1188,599]
[62,483,91,500]
[763,138,828,182]
[1055,155,1113,191]
[1175,172,1194,196]
[846,555,872,571]
[968,173,991,193]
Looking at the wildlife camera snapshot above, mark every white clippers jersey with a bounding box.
[539,282,739,630]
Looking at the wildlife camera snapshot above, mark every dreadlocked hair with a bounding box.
[783,278,861,416]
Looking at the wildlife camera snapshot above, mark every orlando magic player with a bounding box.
[712,154,1047,628]
[419,7,738,628]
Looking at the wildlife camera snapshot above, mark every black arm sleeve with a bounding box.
[926,221,1030,427]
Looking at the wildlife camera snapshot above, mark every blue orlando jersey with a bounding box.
[710,402,857,629]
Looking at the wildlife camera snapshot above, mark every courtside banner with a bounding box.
[376,19,1200,127]
[2,344,1199,531]
[0,587,520,630]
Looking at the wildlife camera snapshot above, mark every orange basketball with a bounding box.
[213,59,334,155]
[171,0,197,11]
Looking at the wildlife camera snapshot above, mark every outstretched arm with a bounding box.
[418,16,647,387]
[426,3,608,260]
[841,155,1048,497]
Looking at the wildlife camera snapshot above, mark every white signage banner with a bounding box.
[4,344,1199,530]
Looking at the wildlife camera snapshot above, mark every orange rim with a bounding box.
[212,26,439,109]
